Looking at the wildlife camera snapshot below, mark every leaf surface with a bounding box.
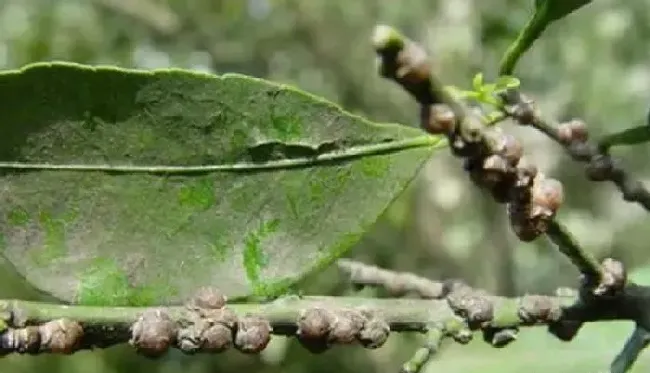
[0,62,444,305]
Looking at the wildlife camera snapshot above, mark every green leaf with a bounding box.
[598,109,650,150]
[599,126,650,150]
[445,85,480,100]
[485,111,507,125]
[476,84,500,106]
[498,0,592,75]
[0,62,445,306]
[494,75,521,91]
[461,74,518,107]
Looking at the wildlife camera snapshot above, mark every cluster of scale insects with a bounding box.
[419,96,590,242]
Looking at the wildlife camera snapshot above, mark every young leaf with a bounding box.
[499,0,592,75]
[485,111,507,126]
[445,85,480,100]
[481,83,497,93]
[494,76,521,91]
[0,62,445,306]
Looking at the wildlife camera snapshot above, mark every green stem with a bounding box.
[0,297,444,331]
[498,9,550,76]
[400,327,445,373]
[546,220,602,281]
[0,293,577,352]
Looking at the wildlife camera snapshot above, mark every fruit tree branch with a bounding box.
[370,24,650,372]
[499,89,650,211]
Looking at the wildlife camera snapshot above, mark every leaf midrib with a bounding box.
[0,135,445,174]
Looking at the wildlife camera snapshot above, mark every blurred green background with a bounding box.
[2,0,650,371]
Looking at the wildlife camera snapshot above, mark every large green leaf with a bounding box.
[0,62,443,306]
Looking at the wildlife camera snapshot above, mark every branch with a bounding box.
[337,259,444,299]
[370,24,650,372]
[545,221,601,288]
[0,257,649,373]
[370,25,606,292]
[499,90,650,211]
[0,283,575,357]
